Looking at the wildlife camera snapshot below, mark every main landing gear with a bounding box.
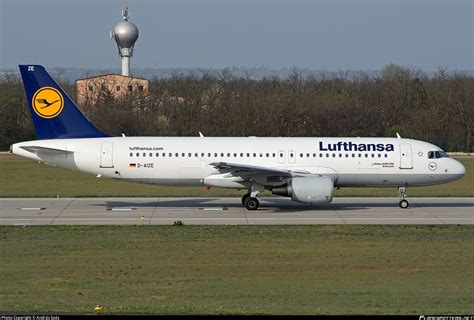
[398,186,409,209]
[242,183,264,210]
[243,195,259,210]
[242,193,260,210]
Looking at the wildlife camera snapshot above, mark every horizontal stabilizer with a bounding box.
[20,146,74,155]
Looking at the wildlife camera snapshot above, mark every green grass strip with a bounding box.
[0,225,473,314]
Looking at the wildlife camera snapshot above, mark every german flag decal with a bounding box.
[129,163,137,168]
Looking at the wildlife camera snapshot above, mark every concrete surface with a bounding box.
[0,197,472,225]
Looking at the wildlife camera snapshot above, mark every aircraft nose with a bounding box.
[450,159,466,180]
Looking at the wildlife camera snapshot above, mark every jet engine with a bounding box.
[272,176,334,204]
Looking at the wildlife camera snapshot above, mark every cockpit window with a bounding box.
[428,151,449,159]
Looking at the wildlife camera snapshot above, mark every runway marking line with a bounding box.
[0,217,471,222]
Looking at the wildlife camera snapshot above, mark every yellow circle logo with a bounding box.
[32,87,64,118]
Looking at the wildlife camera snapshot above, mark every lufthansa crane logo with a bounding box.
[32,87,64,118]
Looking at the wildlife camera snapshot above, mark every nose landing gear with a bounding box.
[398,186,409,208]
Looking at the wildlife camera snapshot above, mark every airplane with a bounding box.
[11,65,466,210]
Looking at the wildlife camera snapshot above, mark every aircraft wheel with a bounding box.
[244,197,259,210]
[399,199,409,209]
[241,193,250,205]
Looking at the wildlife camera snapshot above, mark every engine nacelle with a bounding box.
[272,176,334,204]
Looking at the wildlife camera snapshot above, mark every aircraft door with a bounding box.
[100,142,114,168]
[278,150,285,164]
[289,150,296,164]
[399,143,413,169]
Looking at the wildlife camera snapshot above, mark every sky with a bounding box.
[0,0,472,71]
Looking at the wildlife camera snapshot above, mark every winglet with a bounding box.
[199,132,204,138]
[396,133,401,139]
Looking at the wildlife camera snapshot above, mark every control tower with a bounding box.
[111,7,139,76]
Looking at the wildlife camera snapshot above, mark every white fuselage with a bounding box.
[12,136,465,191]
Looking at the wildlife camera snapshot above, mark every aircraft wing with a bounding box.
[19,146,74,155]
[209,162,311,177]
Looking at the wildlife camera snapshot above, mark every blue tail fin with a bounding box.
[19,65,108,139]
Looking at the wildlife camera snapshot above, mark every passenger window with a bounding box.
[253,153,256,157]
[384,154,388,158]
[339,154,342,158]
[259,153,263,157]
[234,153,237,157]
[227,153,231,157]
[300,153,303,158]
[306,153,310,158]
[326,154,329,158]
[189,153,192,157]
[130,152,133,157]
[273,153,276,157]
[279,153,283,158]
[266,153,269,157]
[378,154,381,158]
[240,153,244,157]
[195,153,198,157]
[365,154,368,158]
[149,153,153,157]
[175,153,179,157]
[290,153,294,158]
[332,154,336,158]
[371,154,375,158]
[247,153,250,157]
[162,153,166,157]
[182,153,185,157]
[214,153,218,157]
[319,153,323,158]
[143,153,146,157]
[313,153,316,157]
[358,154,362,158]
[352,154,355,158]
[169,153,172,157]
[208,153,211,157]
[156,153,159,157]
[221,153,224,157]
[345,154,349,158]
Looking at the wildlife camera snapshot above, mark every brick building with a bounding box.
[76,74,149,107]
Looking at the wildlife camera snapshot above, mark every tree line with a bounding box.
[0,65,472,151]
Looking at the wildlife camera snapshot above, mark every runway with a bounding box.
[0,197,472,225]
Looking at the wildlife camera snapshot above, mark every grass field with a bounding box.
[0,225,472,315]
[0,153,472,197]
